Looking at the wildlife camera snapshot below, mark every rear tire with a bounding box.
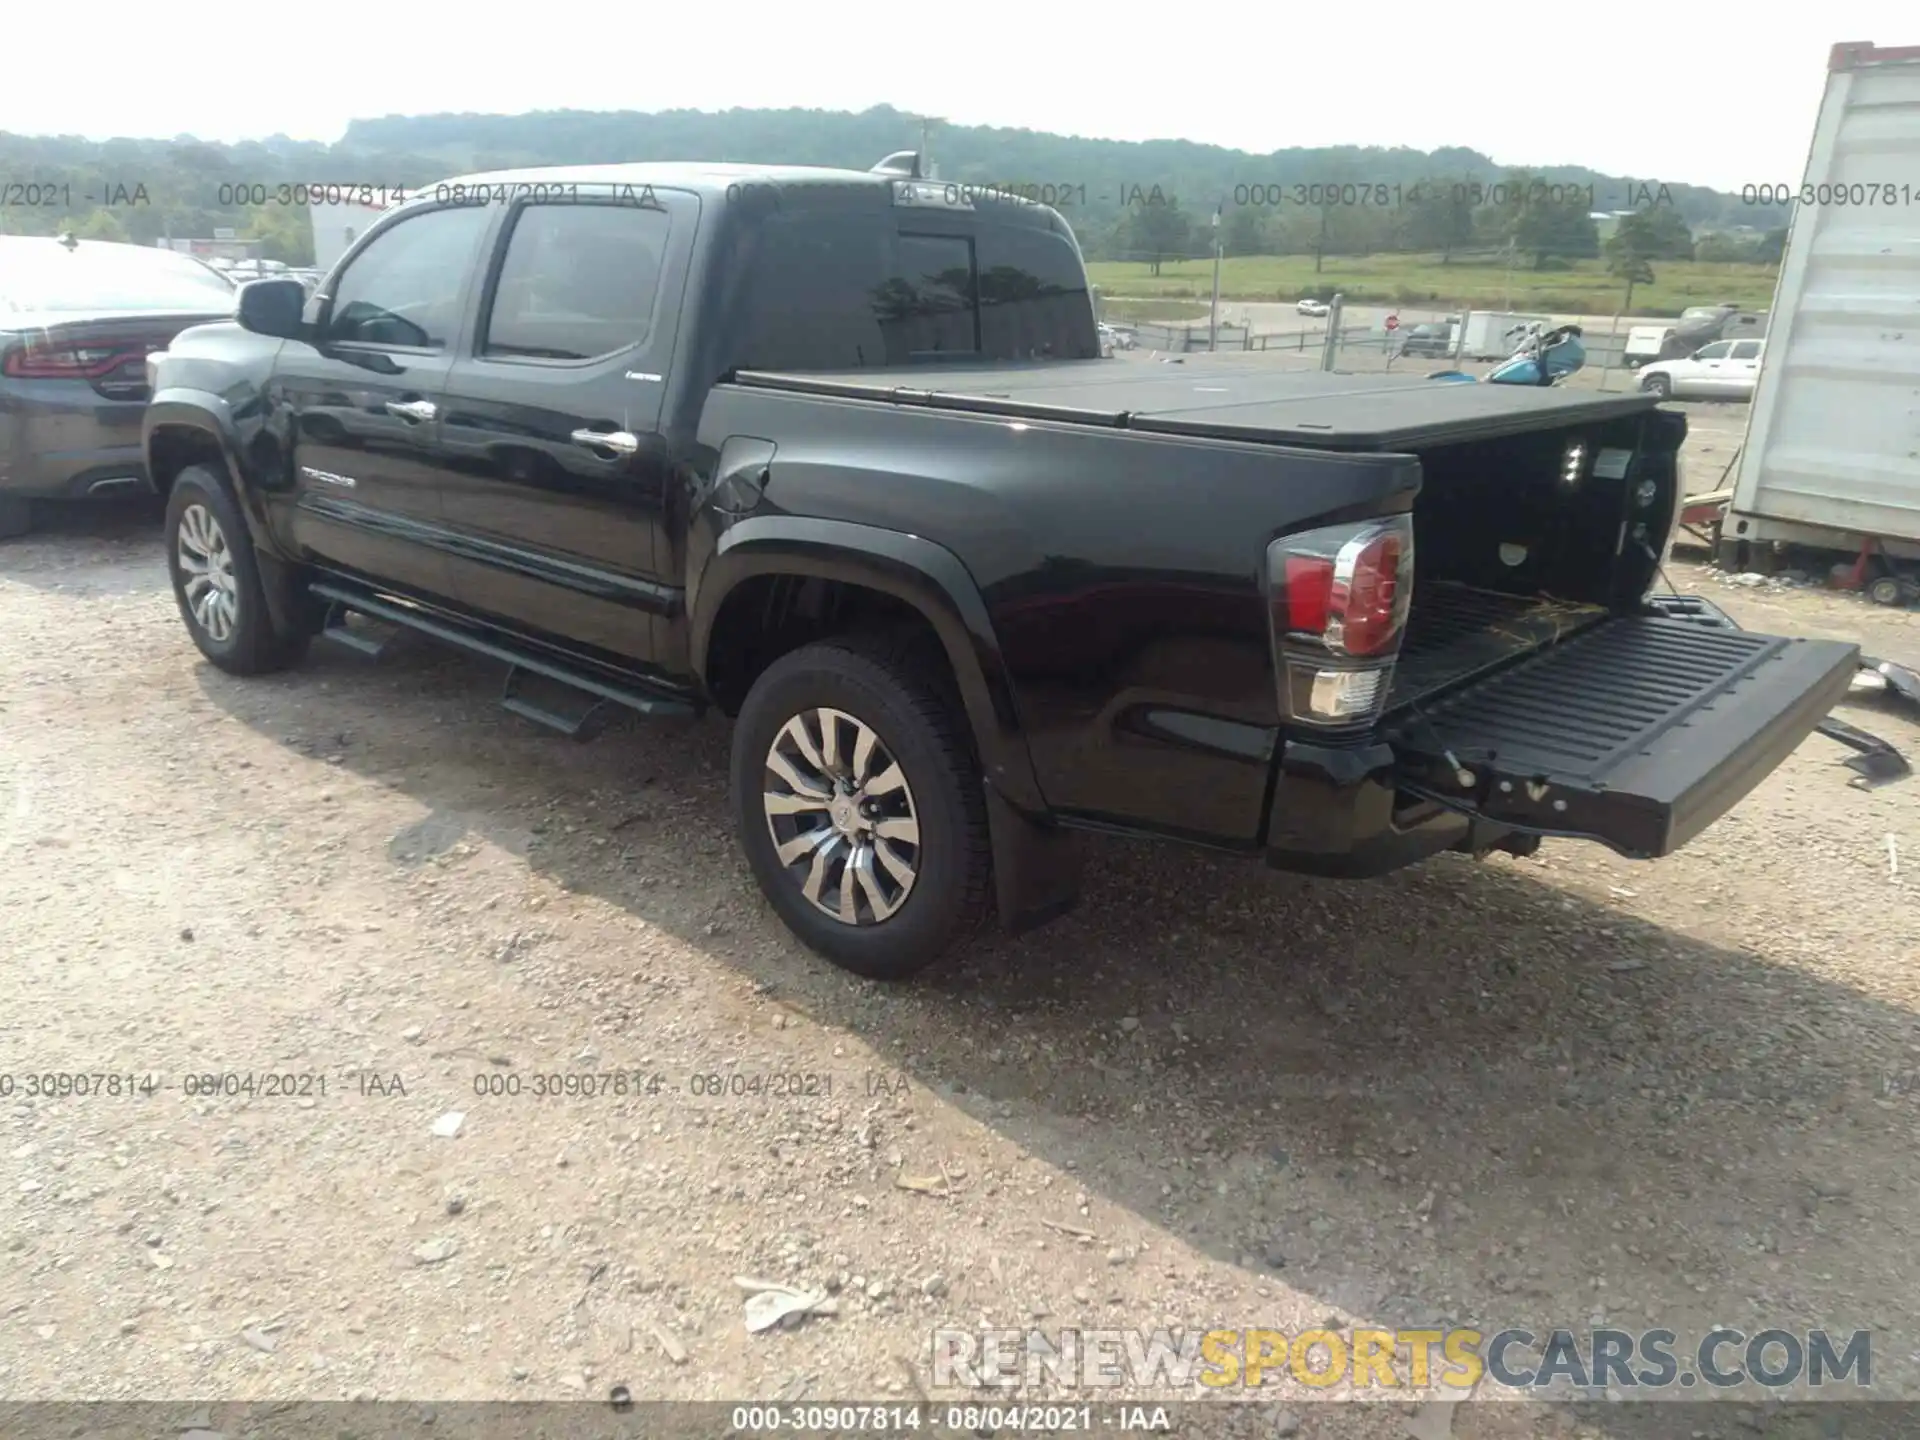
[730,633,991,980]
[164,464,310,675]
[1868,576,1905,607]
[0,497,31,540]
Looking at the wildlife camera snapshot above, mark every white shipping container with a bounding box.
[1728,41,1920,561]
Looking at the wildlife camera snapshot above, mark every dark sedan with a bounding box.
[1,235,236,537]
[1394,321,1456,359]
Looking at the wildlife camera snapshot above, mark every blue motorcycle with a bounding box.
[1429,322,1586,386]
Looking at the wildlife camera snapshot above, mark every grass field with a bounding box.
[1086,253,1781,315]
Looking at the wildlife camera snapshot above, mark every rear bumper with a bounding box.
[1262,738,1492,877]
[0,390,153,499]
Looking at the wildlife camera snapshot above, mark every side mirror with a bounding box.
[235,278,309,340]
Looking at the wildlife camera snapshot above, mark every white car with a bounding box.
[1296,298,1330,317]
[1637,338,1766,400]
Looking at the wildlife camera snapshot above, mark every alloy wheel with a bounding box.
[177,503,239,643]
[761,707,921,926]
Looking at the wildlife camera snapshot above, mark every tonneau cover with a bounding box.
[731,357,1660,451]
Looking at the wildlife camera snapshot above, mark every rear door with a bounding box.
[274,202,494,597]
[427,187,694,663]
[1726,339,1763,399]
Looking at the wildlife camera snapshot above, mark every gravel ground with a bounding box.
[2,482,1917,1439]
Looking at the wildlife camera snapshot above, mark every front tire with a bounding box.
[0,497,31,540]
[730,634,991,979]
[165,465,310,675]
[1641,373,1672,398]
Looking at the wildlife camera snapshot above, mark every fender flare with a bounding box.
[689,515,1046,815]
[143,390,280,557]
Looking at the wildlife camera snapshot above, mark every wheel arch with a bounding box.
[148,393,313,638]
[144,393,277,552]
[691,516,1044,816]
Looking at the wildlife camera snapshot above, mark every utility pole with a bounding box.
[1208,202,1223,351]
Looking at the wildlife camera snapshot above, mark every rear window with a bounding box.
[0,240,236,314]
[482,201,671,360]
[731,207,1095,371]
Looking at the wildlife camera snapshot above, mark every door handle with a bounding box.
[570,428,640,456]
[385,399,437,422]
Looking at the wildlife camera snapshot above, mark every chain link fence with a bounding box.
[1111,308,1655,394]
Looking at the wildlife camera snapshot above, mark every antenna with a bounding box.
[906,114,944,181]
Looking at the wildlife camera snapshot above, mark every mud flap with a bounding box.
[1390,615,1859,858]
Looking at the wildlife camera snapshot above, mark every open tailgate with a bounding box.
[1389,613,1858,857]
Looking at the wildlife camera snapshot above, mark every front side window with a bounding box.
[1695,342,1732,360]
[326,205,491,350]
[482,202,671,360]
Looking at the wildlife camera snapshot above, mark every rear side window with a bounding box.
[327,205,492,350]
[731,206,1095,370]
[734,209,890,369]
[482,202,671,360]
[1729,340,1761,360]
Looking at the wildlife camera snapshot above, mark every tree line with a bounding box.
[1,107,1789,270]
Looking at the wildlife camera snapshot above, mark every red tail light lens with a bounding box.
[1283,555,1333,634]
[1332,527,1409,657]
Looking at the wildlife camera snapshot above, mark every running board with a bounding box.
[308,581,698,734]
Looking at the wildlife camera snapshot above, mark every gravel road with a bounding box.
[3,470,1917,1436]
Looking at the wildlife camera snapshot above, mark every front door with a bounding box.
[428,188,694,664]
[1684,340,1734,399]
[274,202,495,599]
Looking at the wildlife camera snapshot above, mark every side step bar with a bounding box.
[309,581,698,737]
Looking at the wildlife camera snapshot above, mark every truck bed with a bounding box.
[732,359,1659,451]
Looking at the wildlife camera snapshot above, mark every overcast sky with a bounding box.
[4,2,1910,192]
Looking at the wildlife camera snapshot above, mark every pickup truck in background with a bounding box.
[143,160,1860,979]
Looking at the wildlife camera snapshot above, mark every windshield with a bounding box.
[1679,306,1723,322]
[0,240,237,315]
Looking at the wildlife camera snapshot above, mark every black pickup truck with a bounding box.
[143,158,1858,979]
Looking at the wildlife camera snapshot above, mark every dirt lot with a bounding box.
[2,467,1917,1437]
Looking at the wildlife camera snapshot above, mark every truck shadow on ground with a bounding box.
[197,635,1920,1425]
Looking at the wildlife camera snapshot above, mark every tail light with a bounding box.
[2,336,163,381]
[1264,515,1414,727]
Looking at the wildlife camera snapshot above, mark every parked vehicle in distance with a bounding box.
[1637,338,1766,400]
[1394,321,1454,358]
[1623,324,1675,369]
[0,234,236,538]
[1660,303,1768,361]
[1296,297,1330,316]
[144,159,1858,981]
